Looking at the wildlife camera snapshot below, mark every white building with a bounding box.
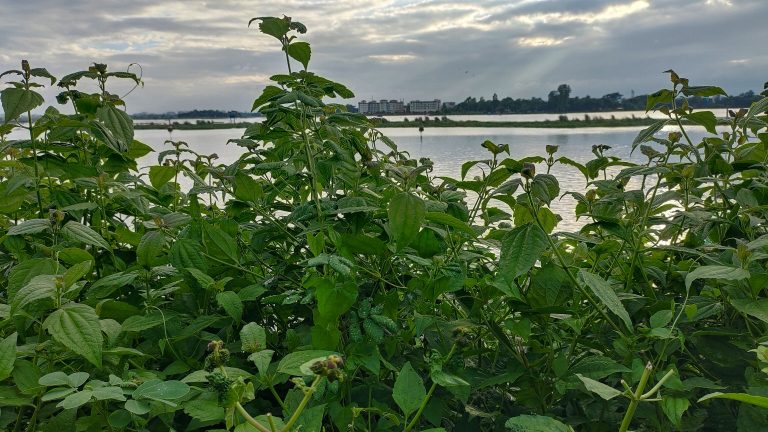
[409,99,441,113]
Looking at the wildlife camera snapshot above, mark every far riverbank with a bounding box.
[134,116,665,131]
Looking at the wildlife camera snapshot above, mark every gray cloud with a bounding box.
[1,0,765,114]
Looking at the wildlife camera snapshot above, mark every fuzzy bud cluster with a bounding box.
[309,355,345,382]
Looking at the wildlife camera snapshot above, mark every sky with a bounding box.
[1,0,766,114]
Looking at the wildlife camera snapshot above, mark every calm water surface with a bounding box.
[134,125,707,230]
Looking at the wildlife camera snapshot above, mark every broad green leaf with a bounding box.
[570,356,630,379]
[431,370,470,388]
[121,312,167,333]
[650,310,673,328]
[149,165,176,189]
[41,387,76,402]
[234,172,263,202]
[108,409,133,428]
[184,398,225,422]
[388,192,426,250]
[425,211,476,236]
[578,270,632,331]
[7,219,51,236]
[203,224,239,263]
[132,380,190,401]
[505,414,572,431]
[682,86,727,97]
[576,374,622,400]
[730,299,768,324]
[248,350,274,376]
[38,371,70,387]
[63,260,92,289]
[699,392,768,409]
[1,88,44,122]
[662,396,690,426]
[87,271,138,299]
[287,41,311,69]
[250,16,290,41]
[92,386,126,401]
[58,390,93,410]
[499,223,548,283]
[742,97,768,127]
[11,274,56,315]
[685,265,749,292]
[7,258,56,301]
[61,221,111,250]
[240,322,267,353]
[316,279,357,320]
[393,361,425,417]
[67,372,90,388]
[632,119,668,152]
[686,111,718,134]
[530,174,559,204]
[277,350,336,376]
[43,303,103,367]
[124,399,151,415]
[216,291,243,322]
[97,105,133,149]
[251,85,283,111]
[645,89,673,111]
[0,333,17,380]
[137,231,166,268]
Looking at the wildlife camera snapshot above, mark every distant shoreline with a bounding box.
[134,116,661,130]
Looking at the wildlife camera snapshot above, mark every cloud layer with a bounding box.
[1,0,765,113]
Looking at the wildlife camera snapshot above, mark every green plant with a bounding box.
[1,14,768,432]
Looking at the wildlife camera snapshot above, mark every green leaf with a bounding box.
[63,260,92,289]
[88,271,138,299]
[216,291,243,322]
[645,89,673,111]
[686,111,718,134]
[108,409,133,428]
[287,41,311,69]
[250,16,290,41]
[61,221,111,250]
[393,361,425,417]
[315,279,357,320]
[7,219,51,236]
[425,212,476,236]
[730,299,768,324]
[184,398,225,422]
[149,165,176,189]
[388,192,426,250]
[578,270,632,331]
[682,86,727,97]
[632,119,668,152]
[277,350,336,376]
[248,350,274,376]
[662,396,690,426]
[43,303,103,367]
[742,97,768,127]
[38,371,70,387]
[137,231,166,268]
[11,274,56,315]
[58,390,93,410]
[0,333,17,381]
[499,223,548,283]
[699,392,768,409]
[92,386,126,401]
[203,224,239,263]
[1,88,44,122]
[124,399,151,415]
[531,174,560,204]
[251,85,284,111]
[97,105,133,149]
[505,414,572,431]
[240,322,267,353]
[685,265,749,292]
[576,374,622,400]
[570,356,630,379]
[431,370,470,388]
[132,380,190,401]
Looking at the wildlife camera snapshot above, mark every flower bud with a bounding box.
[521,163,535,180]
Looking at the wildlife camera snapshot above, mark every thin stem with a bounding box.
[281,375,323,432]
[235,403,271,432]
[403,343,458,432]
[619,362,652,432]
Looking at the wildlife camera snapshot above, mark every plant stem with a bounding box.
[619,362,652,432]
[235,403,271,432]
[281,375,323,432]
[403,343,458,432]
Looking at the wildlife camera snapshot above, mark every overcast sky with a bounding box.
[1,0,766,114]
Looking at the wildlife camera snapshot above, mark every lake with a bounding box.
[8,119,706,231]
[133,124,708,230]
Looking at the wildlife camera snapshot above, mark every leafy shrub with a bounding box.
[1,15,768,432]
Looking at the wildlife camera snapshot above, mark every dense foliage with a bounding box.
[2,16,768,432]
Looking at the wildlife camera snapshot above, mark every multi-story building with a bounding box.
[409,99,442,113]
[359,99,407,114]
